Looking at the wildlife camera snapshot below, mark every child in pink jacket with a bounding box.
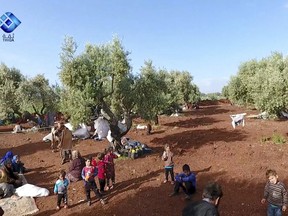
[104,147,118,190]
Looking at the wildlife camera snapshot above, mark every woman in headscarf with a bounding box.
[0,151,14,166]
[0,159,22,188]
[66,150,85,182]
[12,155,26,174]
[0,168,15,198]
[0,159,20,198]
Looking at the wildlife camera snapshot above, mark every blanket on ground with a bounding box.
[0,175,40,216]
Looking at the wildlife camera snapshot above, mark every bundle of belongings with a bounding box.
[43,122,91,143]
[230,113,246,129]
[120,137,152,159]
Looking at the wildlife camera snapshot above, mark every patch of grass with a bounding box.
[271,133,286,145]
[260,136,270,144]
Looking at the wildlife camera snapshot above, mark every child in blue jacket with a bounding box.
[54,170,69,210]
[170,164,196,200]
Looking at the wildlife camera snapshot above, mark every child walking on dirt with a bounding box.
[54,170,69,210]
[162,144,174,184]
[104,147,118,190]
[81,157,106,206]
[261,169,288,216]
[96,152,107,193]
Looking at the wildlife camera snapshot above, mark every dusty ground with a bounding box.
[1,102,288,216]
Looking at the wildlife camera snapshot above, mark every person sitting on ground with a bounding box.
[1,159,22,188]
[66,150,85,182]
[0,151,14,166]
[182,182,223,216]
[170,164,196,200]
[0,168,15,198]
[12,155,26,174]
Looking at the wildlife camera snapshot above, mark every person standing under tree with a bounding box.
[56,121,73,165]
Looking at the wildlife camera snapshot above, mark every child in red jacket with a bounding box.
[96,153,107,193]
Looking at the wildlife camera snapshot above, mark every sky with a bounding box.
[1,1,288,93]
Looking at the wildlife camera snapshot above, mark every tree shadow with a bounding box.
[162,116,222,128]
[184,106,232,117]
[150,130,165,135]
[151,128,247,151]
[65,170,266,216]
[194,166,212,175]
[25,167,59,189]
[0,135,50,158]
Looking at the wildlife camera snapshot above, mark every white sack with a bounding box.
[107,130,114,142]
[12,125,22,133]
[136,124,147,130]
[73,127,90,139]
[15,183,49,197]
[64,123,74,131]
[94,117,110,139]
[43,132,53,142]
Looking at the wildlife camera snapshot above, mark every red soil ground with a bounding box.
[1,102,288,216]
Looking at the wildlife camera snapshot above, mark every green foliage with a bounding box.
[134,60,168,121]
[260,134,286,145]
[271,133,286,145]
[17,74,59,115]
[0,63,25,119]
[223,52,288,116]
[200,92,224,101]
[58,36,133,128]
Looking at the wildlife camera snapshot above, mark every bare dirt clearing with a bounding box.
[1,102,288,216]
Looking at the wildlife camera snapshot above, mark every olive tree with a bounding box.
[0,63,25,119]
[58,36,134,150]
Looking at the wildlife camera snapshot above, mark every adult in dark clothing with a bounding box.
[66,150,85,182]
[182,182,223,216]
[0,159,22,188]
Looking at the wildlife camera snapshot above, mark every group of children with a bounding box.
[53,146,118,210]
[162,144,288,216]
